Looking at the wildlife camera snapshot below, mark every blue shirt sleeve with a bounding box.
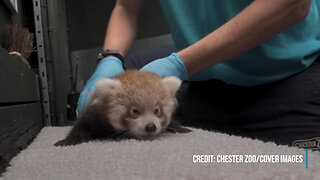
[158,0,320,86]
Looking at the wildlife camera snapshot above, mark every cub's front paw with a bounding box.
[167,127,192,134]
[54,138,88,146]
[54,139,73,146]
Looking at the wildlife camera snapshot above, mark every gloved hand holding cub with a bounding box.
[77,52,190,116]
[140,52,189,80]
[77,57,124,115]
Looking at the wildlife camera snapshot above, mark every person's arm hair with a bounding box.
[103,0,144,56]
[178,0,312,75]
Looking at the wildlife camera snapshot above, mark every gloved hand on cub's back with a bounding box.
[140,52,189,80]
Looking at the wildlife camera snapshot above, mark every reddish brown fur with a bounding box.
[92,70,175,132]
[54,70,191,146]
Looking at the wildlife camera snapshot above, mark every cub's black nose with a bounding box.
[145,123,156,133]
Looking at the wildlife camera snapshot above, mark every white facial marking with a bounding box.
[131,115,162,137]
[90,97,100,106]
[108,105,127,131]
[96,78,121,97]
[162,104,174,124]
[162,76,182,97]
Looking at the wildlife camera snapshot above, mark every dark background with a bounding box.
[0,0,171,126]
[65,0,170,51]
[0,0,170,50]
[0,0,171,173]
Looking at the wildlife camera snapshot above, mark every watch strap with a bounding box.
[97,49,125,63]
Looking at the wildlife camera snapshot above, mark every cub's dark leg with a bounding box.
[166,119,192,133]
[54,122,94,146]
[54,104,101,146]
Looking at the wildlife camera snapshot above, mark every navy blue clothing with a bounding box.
[125,46,320,150]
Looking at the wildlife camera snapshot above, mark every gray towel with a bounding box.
[2,127,320,180]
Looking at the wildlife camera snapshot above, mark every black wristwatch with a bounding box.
[97,49,125,63]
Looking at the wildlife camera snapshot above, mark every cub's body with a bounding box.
[55,70,190,146]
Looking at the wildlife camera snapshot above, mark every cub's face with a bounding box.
[94,71,181,140]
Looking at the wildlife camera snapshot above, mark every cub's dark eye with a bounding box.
[154,108,160,115]
[132,109,140,115]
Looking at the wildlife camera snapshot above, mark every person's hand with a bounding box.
[77,57,124,115]
[140,53,188,80]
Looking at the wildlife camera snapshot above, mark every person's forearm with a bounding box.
[103,0,144,56]
[178,0,311,76]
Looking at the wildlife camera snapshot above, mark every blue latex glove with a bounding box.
[77,57,124,115]
[140,53,188,80]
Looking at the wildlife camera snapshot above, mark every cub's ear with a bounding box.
[162,76,182,97]
[95,78,121,97]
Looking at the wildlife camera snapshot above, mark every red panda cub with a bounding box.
[55,70,191,146]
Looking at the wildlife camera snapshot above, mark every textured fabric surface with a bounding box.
[2,127,320,180]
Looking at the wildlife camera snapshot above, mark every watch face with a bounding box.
[97,53,103,59]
